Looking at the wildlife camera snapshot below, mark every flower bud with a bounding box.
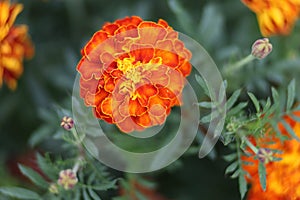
[57,169,78,190]
[251,38,272,59]
[48,183,59,194]
[60,116,74,131]
[257,148,273,164]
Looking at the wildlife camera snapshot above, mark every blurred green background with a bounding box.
[1,0,300,199]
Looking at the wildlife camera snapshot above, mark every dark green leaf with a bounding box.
[0,187,41,200]
[18,164,49,189]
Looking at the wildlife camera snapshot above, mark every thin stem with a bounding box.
[223,54,255,75]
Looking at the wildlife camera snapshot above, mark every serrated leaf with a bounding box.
[18,164,49,189]
[286,79,296,111]
[258,162,267,191]
[226,89,241,110]
[0,187,41,200]
[223,153,237,162]
[239,172,247,199]
[225,161,238,174]
[248,92,260,113]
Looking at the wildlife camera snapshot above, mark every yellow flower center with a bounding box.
[116,56,162,100]
[117,57,143,100]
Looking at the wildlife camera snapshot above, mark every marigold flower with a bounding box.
[77,16,192,133]
[242,111,300,199]
[57,169,78,190]
[242,0,300,36]
[0,0,34,90]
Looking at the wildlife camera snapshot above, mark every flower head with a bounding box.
[77,16,192,133]
[242,111,300,199]
[257,148,273,164]
[57,169,78,190]
[60,116,74,131]
[242,0,300,36]
[251,38,272,59]
[0,0,34,90]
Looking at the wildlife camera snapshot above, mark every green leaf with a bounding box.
[225,161,238,174]
[286,79,296,111]
[0,187,41,200]
[281,120,300,141]
[226,89,241,110]
[36,153,58,180]
[271,87,279,106]
[248,92,260,113]
[258,162,267,191]
[83,189,92,200]
[197,101,214,108]
[238,172,247,199]
[223,153,237,162]
[82,179,119,191]
[84,138,99,158]
[18,164,49,189]
[88,189,102,200]
[230,168,240,178]
[29,125,54,147]
[227,102,248,116]
[195,74,210,97]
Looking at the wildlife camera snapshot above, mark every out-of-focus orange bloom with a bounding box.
[242,0,300,36]
[242,111,300,200]
[77,16,192,133]
[0,0,34,90]
[119,176,170,200]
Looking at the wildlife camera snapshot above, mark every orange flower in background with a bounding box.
[77,16,192,133]
[0,0,34,90]
[242,0,300,36]
[242,111,300,199]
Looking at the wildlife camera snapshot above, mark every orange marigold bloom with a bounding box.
[77,16,192,133]
[0,0,34,90]
[242,0,300,36]
[242,111,300,200]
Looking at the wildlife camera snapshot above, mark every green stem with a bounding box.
[223,54,255,75]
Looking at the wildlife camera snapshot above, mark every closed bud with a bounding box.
[251,38,272,59]
[60,116,74,131]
